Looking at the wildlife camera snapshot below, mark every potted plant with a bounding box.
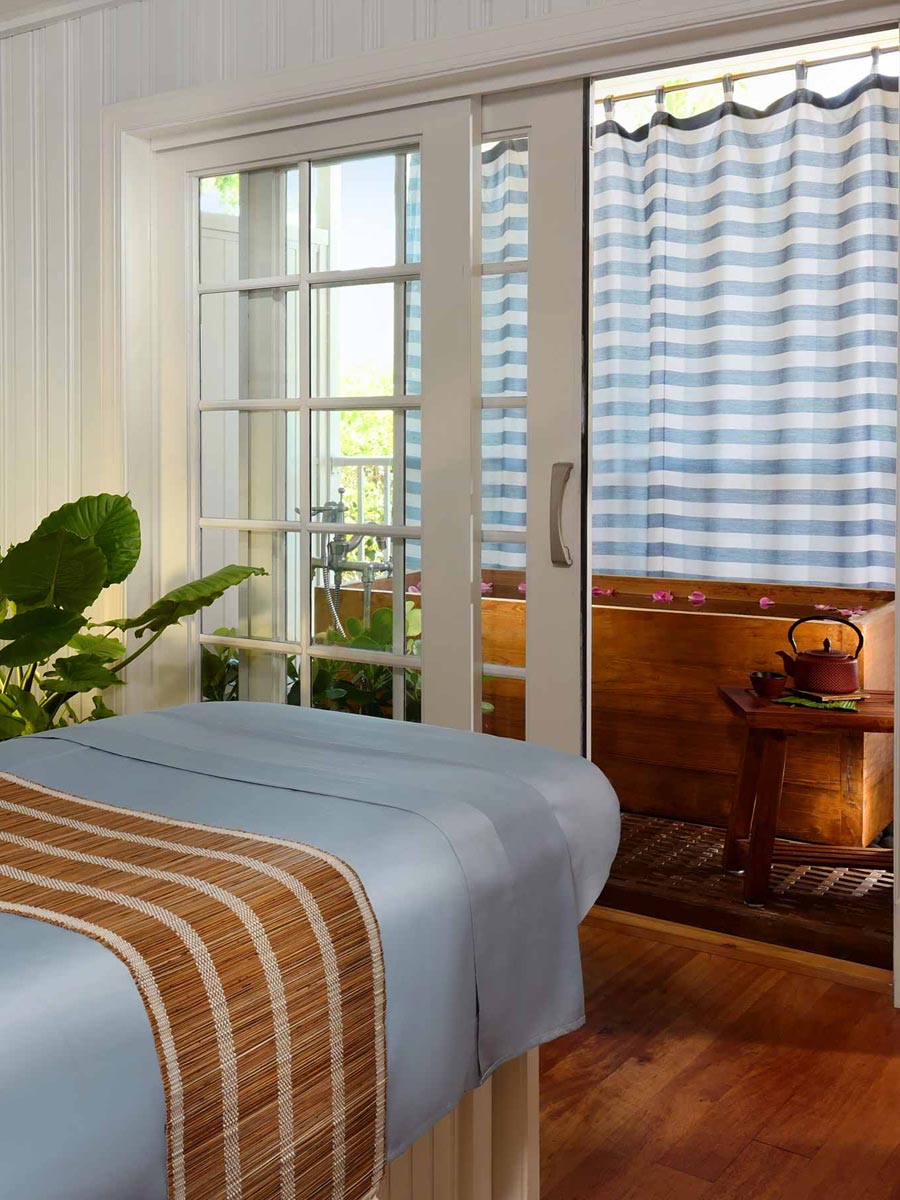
[0,493,264,738]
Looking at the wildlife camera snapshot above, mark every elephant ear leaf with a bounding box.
[5,686,51,734]
[112,565,267,635]
[68,632,126,662]
[34,493,141,586]
[0,607,85,668]
[0,531,107,613]
[40,654,125,694]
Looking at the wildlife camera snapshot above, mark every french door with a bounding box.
[145,84,585,755]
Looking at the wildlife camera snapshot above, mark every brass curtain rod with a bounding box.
[599,42,896,107]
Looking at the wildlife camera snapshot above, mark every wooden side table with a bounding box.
[719,686,894,905]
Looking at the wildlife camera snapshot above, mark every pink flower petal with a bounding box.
[517,581,527,594]
[480,580,493,595]
[837,609,856,618]
[687,590,706,605]
[651,589,675,603]
[759,596,775,609]
[408,584,421,594]
[814,604,835,611]
[592,586,616,597]
[852,606,867,615]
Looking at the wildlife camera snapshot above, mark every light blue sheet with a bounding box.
[0,703,619,1199]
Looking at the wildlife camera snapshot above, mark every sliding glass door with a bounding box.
[149,84,587,753]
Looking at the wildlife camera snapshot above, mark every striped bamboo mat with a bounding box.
[0,771,386,1200]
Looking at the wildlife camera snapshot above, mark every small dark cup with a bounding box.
[749,671,787,699]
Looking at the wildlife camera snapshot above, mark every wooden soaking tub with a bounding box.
[479,574,895,849]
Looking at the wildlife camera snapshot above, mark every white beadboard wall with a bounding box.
[0,0,589,548]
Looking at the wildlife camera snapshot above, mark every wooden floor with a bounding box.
[541,908,900,1199]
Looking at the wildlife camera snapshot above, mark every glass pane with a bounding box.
[481,547,526,661]
[201,289,299,401]
[200,167,299,286]
[482,273,527,397]
[482,408,526,532]
[312,664,416,721]
[481,541,525,741]
[481,677,525,741]
[311,408,419,526]
[201,411,302,521]
[405,151,421,265]
[311,152,412,272]
[200,642,301,706]
[405,280,421,396]
[312,536,420,654]
[311,283,397,397]
[482,137,528,263]
[200,529,300,642]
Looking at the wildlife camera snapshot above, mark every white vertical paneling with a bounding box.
[330,0,361,60]
[362,0,384,53]
[0,34,14,547]
[7,33,38,540]
[381,0,413,49]
[413,0,436,41]
[151,0,188,94]
[491,0,528,28]
[267,0,285,72]
[108,0,144,101]
[282,0,316,68]
[45,23,74,517]
[189,0,226,85]
[232,0,270,79]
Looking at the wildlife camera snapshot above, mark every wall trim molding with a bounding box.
[96,0,899,150]
[0,0,127,40]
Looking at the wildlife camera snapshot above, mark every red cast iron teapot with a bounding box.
[776,615,864,696]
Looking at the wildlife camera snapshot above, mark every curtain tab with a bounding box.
[795,61,808,87]
[871,46,881,72]
[654,86,665,112]
[603,95,614,117]
[722,74,734,100]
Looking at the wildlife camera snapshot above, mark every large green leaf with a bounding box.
[5,686,51,733]
[0,714,26,740]
[112,565,267,634]
[34,494,141,585]
[0,607,85,667]
[68,632,126,661]
[0,531,107,612]
[40,653,125,694]
[369,606,393,646]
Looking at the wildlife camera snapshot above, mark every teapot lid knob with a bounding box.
[823,637,831,652]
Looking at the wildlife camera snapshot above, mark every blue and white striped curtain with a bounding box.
[593,74,899,587]
[405,140,529,570]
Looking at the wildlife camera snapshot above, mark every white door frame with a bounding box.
[142,101,483,731]
[106,0,899,992]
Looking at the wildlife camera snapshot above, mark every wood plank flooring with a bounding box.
[541,909,900,1199]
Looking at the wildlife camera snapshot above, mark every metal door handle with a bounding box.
[549,462,573,567]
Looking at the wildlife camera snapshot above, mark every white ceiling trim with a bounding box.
[0,0,127,38]
[102,0,898,149]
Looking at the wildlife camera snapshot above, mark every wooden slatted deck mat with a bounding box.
[602,814,893,969]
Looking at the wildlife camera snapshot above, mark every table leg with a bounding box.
[743,731,788,907]
[723,729,764,872]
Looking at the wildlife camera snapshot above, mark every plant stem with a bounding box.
[111,627,165,674]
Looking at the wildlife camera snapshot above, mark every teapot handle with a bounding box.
[787,615,864,659]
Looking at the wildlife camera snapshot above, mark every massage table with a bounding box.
[0,702,619,1199]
